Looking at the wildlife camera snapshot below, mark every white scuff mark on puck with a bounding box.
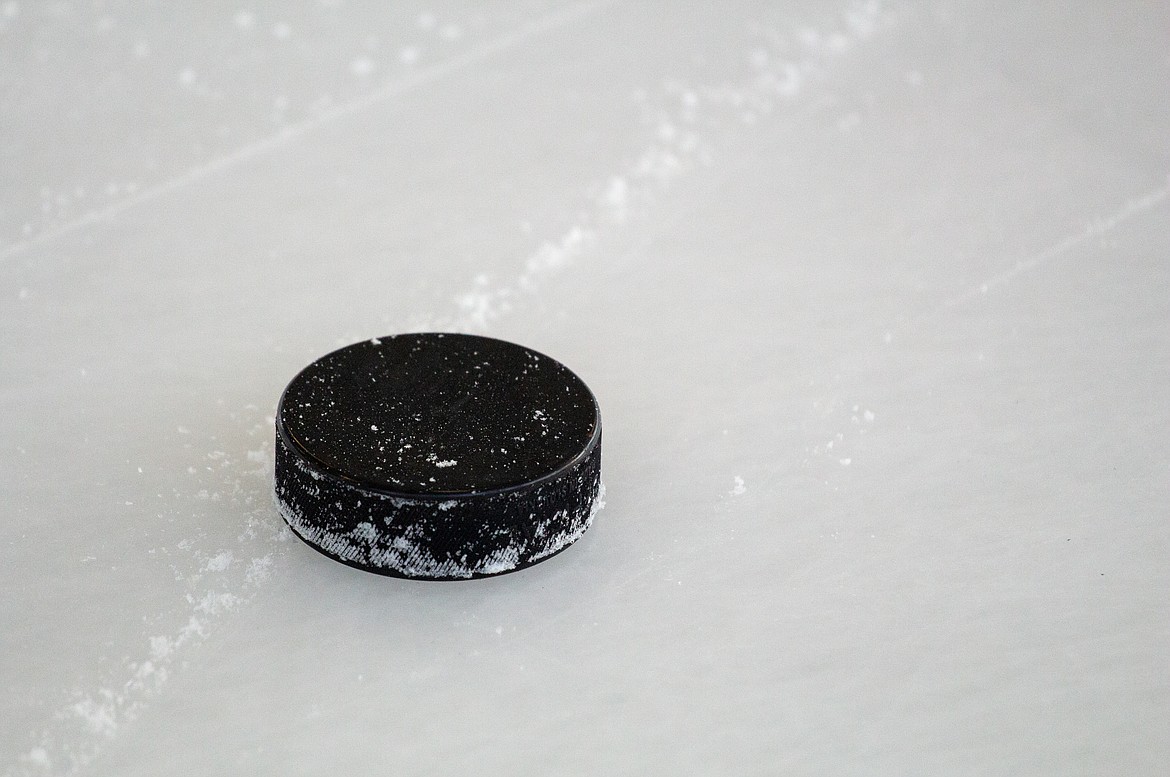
[276,482,605,580]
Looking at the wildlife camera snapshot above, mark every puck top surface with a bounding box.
[277,333,600,496]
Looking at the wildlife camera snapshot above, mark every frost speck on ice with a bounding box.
[201,551,233,572]
[233,10,255,30]
[350,56,376,77]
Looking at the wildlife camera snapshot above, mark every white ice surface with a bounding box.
[2,1,1168,775]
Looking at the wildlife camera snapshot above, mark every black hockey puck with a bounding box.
[274,333,603,580]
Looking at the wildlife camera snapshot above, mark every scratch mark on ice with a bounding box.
[0,0,619,264]
[942,181,1168,309]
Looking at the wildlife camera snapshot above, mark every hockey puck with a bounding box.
[274,333,603,580]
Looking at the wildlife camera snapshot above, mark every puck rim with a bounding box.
[275,332,602,501]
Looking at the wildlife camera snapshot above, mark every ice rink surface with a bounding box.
[2,1,1168,774]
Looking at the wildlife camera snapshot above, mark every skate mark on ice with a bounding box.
[940,180,1169,310]
[441,0,895,332]
[0,0,617,266]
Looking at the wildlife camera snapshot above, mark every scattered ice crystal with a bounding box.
[350,56,376,77]
[731,476,746,496]
[25,747,50,768]
[400,45,423,65]
[149,635,174,660]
